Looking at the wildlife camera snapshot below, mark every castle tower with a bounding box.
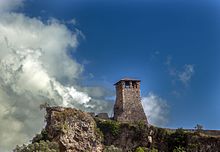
[113,78,148,123]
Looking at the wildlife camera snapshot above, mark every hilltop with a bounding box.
[14,106,220,152]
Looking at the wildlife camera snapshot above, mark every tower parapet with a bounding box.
[113,78,148,123]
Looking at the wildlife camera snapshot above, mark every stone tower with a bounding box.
[113,78,148,123]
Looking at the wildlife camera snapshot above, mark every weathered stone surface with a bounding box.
[186,135,220,152]
[45,107,103,152]
[114,78,148,123]
[14,106,220,152]
[96,119,220,152]
[97,120,151,151]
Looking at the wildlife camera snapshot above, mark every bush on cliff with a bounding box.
[168,128,187,151]
[96,119,121,136]
[135,147,145,152]
[13,140,59,152]
[104,145,122,152]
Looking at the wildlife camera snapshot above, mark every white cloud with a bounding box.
[67,18,77,25]
[0,13,87,151]
[165,56,195,87]
[0,9,113,152]
[0,13,84,82]
[0,1,115,151]
[142,92,169,126]
[0,13,91,105]
[178,64,195,86]
[165,55,172,66]
[0,0,24,12]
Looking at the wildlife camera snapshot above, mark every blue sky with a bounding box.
[1,0,216,129]
[3,1,220,151]
[19,0,220,129]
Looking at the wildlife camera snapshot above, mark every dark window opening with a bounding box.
[132,82,137,88]
[125,81,130,88]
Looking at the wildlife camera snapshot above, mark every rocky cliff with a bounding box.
[45,107,103,152]
[14,107,220,152]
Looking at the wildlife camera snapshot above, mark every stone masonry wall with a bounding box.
[114,80,148,123]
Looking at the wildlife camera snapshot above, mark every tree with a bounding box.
[194,124,203,131]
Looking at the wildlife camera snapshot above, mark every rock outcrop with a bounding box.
[14,107,220,152]
[45,107,103,152]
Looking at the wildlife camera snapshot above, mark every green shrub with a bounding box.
[154,127,169,141]
[95,127,104,141]
[167,128,187,151]
[137,121,146,130]
[135,147,145,152]
[13,140,60,152]
[104,145,122,152]
[175,128,185,135]
[150,148,159,152]
[32,129,49,143]
[173,146,186,152]
[97,120,120,136]
[133,121,148,140]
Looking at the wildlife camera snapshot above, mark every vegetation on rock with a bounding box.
[104,145,123,152]
[167,128,188,151]
[13,107,220,152]
[173,146,186,152]
[96,119,121,136]
[32,129,49,143]
[135,147,145,152]
[13,140,59,152]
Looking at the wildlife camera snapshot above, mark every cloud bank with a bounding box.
[0,1,113,151]
[0,0,169,151]
[0,0,24,12]
[142,92,169,126]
